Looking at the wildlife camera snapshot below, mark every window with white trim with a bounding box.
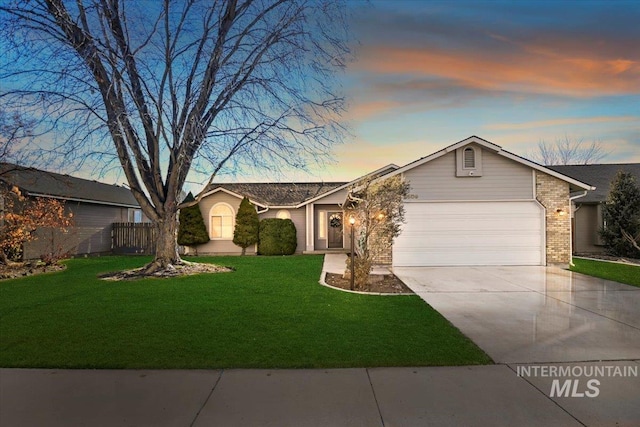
[127,208,143,223]
[318,211,326,239]
[210,203,234,239]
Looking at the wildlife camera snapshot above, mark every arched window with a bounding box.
[276,209,291,220]
[463,147,475,169]
[210,203,234,239]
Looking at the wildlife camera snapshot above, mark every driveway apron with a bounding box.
[393,266,640,364]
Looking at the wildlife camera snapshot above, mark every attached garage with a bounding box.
[393,201,545,267]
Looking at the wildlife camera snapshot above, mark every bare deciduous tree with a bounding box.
[0,108,37,172]
[0,0,350,272]
[529,136,608,166]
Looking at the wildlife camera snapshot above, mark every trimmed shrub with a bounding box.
[177,192,209,249]
[233,197,259,255]
[258,218,297,255]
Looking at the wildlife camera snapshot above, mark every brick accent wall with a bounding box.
[536,171,571,264]
[372,245,392,265]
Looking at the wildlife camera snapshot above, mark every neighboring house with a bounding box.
[0,163,145,259]
[195,136,593,267]
[549,163,640,254]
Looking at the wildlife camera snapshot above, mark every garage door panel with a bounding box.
[393,250,542,266]
[396,237,541,249]
[393,202,544,266]
[397,232,542,244]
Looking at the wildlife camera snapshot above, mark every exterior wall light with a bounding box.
[556,208,567,216]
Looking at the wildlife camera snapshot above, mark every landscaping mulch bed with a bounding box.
[325,272,414,294]
[98,262,232,280]
[0,262,66,280]
[575,253,640,265]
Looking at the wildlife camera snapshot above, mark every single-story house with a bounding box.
[194,164,399,256]
[548,163,640,255]
[195,136,594,267]
[0,163,146,259]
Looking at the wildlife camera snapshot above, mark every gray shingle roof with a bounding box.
[549,164,640,203]
[204,182,348,206]
[0,163,139,207]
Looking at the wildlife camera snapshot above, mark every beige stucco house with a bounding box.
[194,136,594,266]
[194,164,398,256]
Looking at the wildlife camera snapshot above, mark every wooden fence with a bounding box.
[112,222,157,255]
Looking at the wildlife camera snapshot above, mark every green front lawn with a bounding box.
[571,257,640,287]
[0,255,491,369]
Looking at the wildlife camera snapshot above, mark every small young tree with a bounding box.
[600,171,640,258]
[30,197,75,264]
[1,187,73,264]
[344,175,411,289]
[177,193,209,255]
[233,197,259,255]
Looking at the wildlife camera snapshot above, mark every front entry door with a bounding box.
[327,212,344,249]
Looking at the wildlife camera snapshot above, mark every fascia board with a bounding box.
[197,187,268,208]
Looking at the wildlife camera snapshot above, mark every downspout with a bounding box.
[253,206,269,254]
[569,191,588,267]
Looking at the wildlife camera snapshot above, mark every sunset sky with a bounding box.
[8,1,638,190]
[301,0,640,184]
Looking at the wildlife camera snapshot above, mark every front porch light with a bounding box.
[349,216,355,291]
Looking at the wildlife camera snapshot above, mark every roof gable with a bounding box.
[200,182,347,207]
[0,163,139,207]
[199,164,400,208]
[379,136,594,191]
[549,163,640,203]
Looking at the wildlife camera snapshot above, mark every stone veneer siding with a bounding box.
[536,171,571,264]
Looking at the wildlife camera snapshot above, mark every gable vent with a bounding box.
[464,147,475,169]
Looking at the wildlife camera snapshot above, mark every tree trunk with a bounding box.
[144,211,181,273]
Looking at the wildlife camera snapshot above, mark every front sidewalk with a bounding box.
[5,364,639,426]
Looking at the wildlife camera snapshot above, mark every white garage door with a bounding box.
[393,201,544,267]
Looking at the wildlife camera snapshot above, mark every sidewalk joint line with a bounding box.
[504,364,587,427]
[366,368,386,427]
[189,369,223,427]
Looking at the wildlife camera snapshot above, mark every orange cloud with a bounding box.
[347,100,401,121]
[354,44,640,97]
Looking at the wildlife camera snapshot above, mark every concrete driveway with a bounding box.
[393,266,640,363]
